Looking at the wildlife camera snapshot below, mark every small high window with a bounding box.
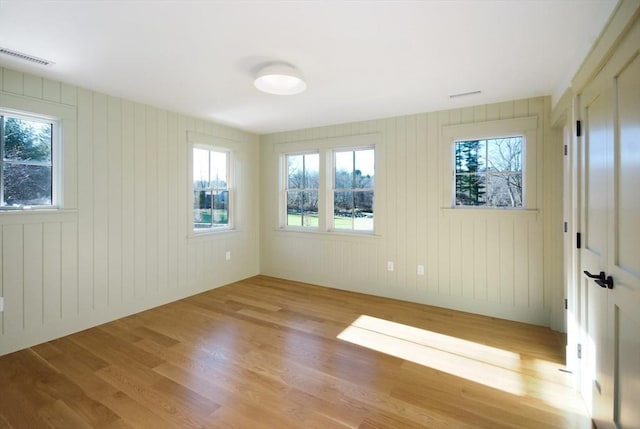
[454,137,523,208]
[0,111,56,209]
[193,146,230,231]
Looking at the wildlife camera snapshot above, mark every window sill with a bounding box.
[188,228,240,240]
[0,208,78,225]
[440,207,539,218]
[275,227,381,240]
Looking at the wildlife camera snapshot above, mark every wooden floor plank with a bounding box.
[0,275,590,428]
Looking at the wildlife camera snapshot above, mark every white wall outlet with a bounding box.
[0,297,4,312]
[225,251,231,261]
[417,265,425,276]
[387,261,394,272]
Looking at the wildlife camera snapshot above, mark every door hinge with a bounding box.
[564,221,568,233]
[577,343,582,359]
[577,232,582,249]
[564,144,568,156]
[565,299,568,310]
[576,120,582,137]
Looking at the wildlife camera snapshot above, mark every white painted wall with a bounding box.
[0,67,260,356]
[260,97,564,328]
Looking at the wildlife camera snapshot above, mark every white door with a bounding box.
[578,15,640,429]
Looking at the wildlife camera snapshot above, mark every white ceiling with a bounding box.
[0,0,617,134]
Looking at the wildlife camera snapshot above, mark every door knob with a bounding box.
[584,270,606,281]
[595,276,614,289]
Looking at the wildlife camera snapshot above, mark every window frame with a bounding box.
[453,136,524,208]
[442,116,538,211]
[0,107,61,211]
[188,132,235,236]
[331,146,375,232]
[277,134,379,235]
[282,151,320,230]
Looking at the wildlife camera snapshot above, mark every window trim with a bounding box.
[452,136,525,208]
[0,91,74,213]
[187,131,235,237]
[277,133,380,235]
[442,116,538,211]
[331,146,375,232]
[281,150,320,230]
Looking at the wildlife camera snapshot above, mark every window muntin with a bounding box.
[193,146,230,231]
[0,111,55,209]
[333,148,374,231]
[454,137,523,208]
[285,152,319,228]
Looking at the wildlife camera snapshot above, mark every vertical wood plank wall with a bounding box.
[0,67,260,356]
[260,96,564,327]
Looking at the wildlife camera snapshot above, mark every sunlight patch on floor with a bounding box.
[337,315,530,395]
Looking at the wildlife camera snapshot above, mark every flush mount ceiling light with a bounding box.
[254,62,307,95]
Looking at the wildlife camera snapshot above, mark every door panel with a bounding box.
[579,15,640,429]
[615,53,640,277]
[609,50,640,429]
[580,78,612,424]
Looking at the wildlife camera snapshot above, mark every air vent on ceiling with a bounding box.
[0,47,53,66]
[449,90,482,99]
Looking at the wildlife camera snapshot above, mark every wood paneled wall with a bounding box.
[260,97,564,328]
[0,67,260,356]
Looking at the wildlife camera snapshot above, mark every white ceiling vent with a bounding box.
[0,47,53,66]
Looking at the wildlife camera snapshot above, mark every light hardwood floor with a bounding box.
[0,275,590,428]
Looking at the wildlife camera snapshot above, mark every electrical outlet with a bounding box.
[225,251,231,261]
[0,297,4,312]
[417,265,425,276]
[387,261,394,272]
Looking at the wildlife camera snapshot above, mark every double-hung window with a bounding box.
[454,137,523,208]
[333,148,374,231]
[193,146,231,231]
[285,152,319,228]
[0,110,56,209]
[280,140,376,234]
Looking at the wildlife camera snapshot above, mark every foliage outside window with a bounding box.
[333,148,374,231]
[454,137,523,207]
[193,147,230,231]
[285,153,319,227]
[0,111,55,209]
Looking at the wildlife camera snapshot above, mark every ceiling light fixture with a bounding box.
[254,62,307,95]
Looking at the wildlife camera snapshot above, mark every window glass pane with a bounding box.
[302,191,319,227]
[3,117,52,163]
[354,149,374,188]
[193,148,210,189]
[3,164,52,206]
[212,190,229,226]
[455,140,485,173]
[455,173,486,206]
[193,190,212,228]
[334,190,354,230]
[486,173,522,207]
[334,151,353,188]
[486,137,522,172]
[353,191,374,231]
[287,154,303,189]
[287,190,302,226]
[304,153,319,189]
[210,151,227,188]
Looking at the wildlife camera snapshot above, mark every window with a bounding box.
[285,152,319,228]
[333,148,375,231]
[454,137,523,208]
[0,110,56,209]
[193,146,230,231]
